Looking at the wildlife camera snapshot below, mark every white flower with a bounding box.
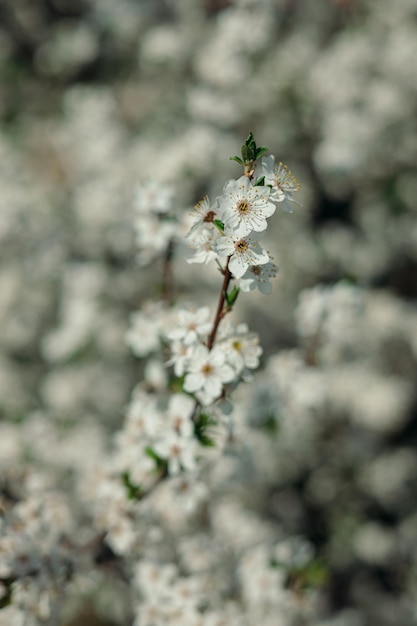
[126,305,164,357]
[124,389,163,439]
[134,561,178,600]
[221,323,263,374]
[165,393,195,438]
[166,307,212,346]
[238,261,279,294]
[261,155,300,212]
[183,345,235,404]
[184,345,235,404]
[217,175,275,236]
[187,195,218,236]
[134,214,177,266]
[167,475,208,514]
[186,226,219,265]
[214,231,269,279]
[135,180,174,214]
[154,431,199,475]
[166,340,194,376]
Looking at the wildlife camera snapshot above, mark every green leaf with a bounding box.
[230,156,243,164]
[255,146,269,159]
[254,176,265,186]
[194,412,218,446]
[213,219,225,232]
[121,471,143,500]
[226,285,240,306]
[241,144,250,162]
[145,446,167,470]
[245,131,255,145]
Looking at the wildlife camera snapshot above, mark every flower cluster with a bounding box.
[122,134,300,495]
[187,136,299,293]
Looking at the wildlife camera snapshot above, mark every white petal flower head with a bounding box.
[184,344,235,405]
[261,155,301,212]
[186,226,219,265]
[154,431,198,475]
[125,389,163,439]
[166,307,212,346]
[135,180,174,214]
[166,340,194,377]
[134,214,177,265]
[166,393,195,438]
[217,175,276,236]
[238,261,279,294]
[126,307,163,357]
[222,323,263,374]
[214,231,269,279]
[187,195,218,236]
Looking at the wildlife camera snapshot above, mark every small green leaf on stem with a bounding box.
[255,146,269,159]
[226,285,240,307]
[145,446,167,471]
[122,471,143,500]
[213,219,225,233]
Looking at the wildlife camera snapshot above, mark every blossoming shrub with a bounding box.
[1,1,417,625]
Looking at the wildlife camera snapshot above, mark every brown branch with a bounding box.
[207,256,232,350]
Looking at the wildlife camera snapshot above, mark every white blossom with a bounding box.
[186,226,219,265]
[261,155,300,212]
[238,261,278,294]
[183,345,235,405]
[220,323,263,375]
[166,307,212,346]
[217,175,275,236]
[214,231,269,279]
[154,431,199,475]
[166,340,194,377]
[135,180,174,214]
[165,393,195,438]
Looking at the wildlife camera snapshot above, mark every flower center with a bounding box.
[201,363,214,376]
[249,264,261,276]
[203,210,216,223]
[235,239,248,253]
[236,199,251,215]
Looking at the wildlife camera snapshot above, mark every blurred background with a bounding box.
[1,0,417,625]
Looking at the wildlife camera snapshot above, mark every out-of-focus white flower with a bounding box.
[124,389,163,439]
[167,474,208,515]
[183,345,235,405]
[165,393,195,438]
[187,195,218,235]
[273,536,315,569]
[166,307,212,346]
[134,560,178,600]
[126,304,165,357]
[186,226,219,265]
[135,180,174,215]
[217,176,275,236]
[238,544,288,610]
[214,231,269,279]
[154,431,199,476]
[140,25,185,67]
[134,213,178,266]
[220,323,263,375]
[261,155,300,212]
[166,341,194,377]
[238,261,278,294]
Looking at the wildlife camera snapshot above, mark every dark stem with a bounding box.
[161,239,175,303]
[207,256,232,350]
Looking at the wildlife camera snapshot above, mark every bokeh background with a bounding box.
[1,0,417,625]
